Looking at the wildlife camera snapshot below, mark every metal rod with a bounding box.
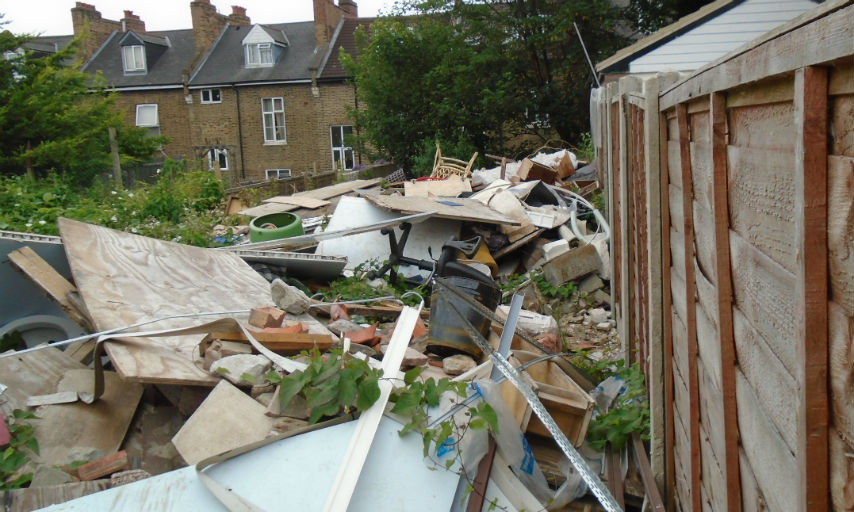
[574,22,601,88]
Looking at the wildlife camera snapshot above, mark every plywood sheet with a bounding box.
[364,194,519,226]
[403,176,472,197]
[736,370,797,512]
[172,380,275,465]
[729,230,798,377]
[828,155,854,316]
[727,146,797,273]
[238,179,382,217]
[32,369,143,466]
[57,218,331,385]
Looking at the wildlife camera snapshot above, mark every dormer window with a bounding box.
[245,43,273,67]
[241,25,288,68]
[122,45,146,73]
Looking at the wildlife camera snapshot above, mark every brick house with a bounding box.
[69,0,370,183]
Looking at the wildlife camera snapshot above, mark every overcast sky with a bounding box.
[3,1,395,36]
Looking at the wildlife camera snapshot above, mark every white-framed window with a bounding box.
[200,88,221,104]
[265,168,291,180]
[261,97,286,143]
[122,45,146,73]
[330,125,354,171]
[207,148,228,171]
[245,42,273,67]
[135,104,159,136]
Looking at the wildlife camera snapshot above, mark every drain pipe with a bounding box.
[233,84,246,180]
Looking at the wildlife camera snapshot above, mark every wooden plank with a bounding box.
[690,142,713,212]
[830,94,854,156]
[830,427,854,512]
[698,362,726,480]
[171,380,275,465]
[829,302,854,444]
[698,422,727,512]
[727,145,797,273]
[729,230,799,376]
[660,110,676,510]
[733,308,798,452]
[57,218,333,386]
[726,76,794,108]
[738,447,766,512]
[32,369,143,467]
[793,66,829,512]
[729,102,796,151]
[0,480,111,511]
[827,155,854,316]
[363,194,519,226]
[632,433,666,512]
[676,103,701,512]
[205,330,333,351]
[710,91,743,512]
[659,1,853,110]
[263,195,330,209]
[668,185,684,237]
[736,370,798,512]
[828,62,854,95]
[696,291,721,393]
[693,202,717,286]
[7,246,94,331]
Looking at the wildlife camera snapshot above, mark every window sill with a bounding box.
[263,141,287,146]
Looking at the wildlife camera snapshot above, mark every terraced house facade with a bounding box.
[69,0,369,183]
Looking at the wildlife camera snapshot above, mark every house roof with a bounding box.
[189,22,317,87]
[598,0,819,74]
[23,35,74,57]
[81,28,195,88]
[320,17,375,80]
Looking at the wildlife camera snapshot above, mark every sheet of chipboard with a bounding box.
[57,218,334,386]
[31,369,143,467]
[238,179,381,217]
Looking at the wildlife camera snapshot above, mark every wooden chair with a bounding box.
[430,141,478,179]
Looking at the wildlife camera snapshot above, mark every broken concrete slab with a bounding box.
[30,466,73,487]
[578,274,605,295]
[270,279,312,314]
[209,354,272,386]
[442,354,477,376]
[540,243,601,286]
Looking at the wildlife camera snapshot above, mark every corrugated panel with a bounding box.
[629,0,818,72]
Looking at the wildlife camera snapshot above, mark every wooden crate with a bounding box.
[501,350,595,446]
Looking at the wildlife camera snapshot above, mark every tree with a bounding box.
[341,0,632,173]
[0,23,166,185]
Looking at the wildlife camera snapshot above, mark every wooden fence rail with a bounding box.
[592,1,853,510]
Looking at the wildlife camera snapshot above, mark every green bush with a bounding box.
[0,159,227,247]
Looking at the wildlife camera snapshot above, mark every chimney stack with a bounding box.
[190,0,227,58]
[338,0,358,17]
[71,3,121,61]
[313,0,349,45]
[121,10,146,33]
[227,5,250,26]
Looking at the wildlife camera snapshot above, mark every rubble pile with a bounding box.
[0,149,660,511]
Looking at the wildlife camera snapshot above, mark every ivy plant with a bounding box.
[266,349,384,424]
[0,409,40,490]
[586,362,650,451]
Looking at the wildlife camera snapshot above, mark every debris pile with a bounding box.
[0,149,661,511]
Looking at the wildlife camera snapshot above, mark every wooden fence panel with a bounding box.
[593,2,853,510]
